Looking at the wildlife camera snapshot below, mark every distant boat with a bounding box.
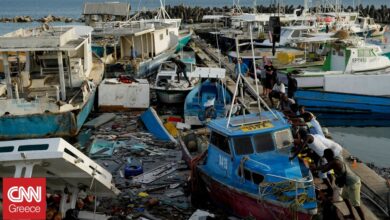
[287,37,390,89]
[184,76,232,126]
[0,26,104,140]
[179,112,317,219]
[90,2,191,78]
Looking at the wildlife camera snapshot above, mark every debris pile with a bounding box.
[71,112,199,219]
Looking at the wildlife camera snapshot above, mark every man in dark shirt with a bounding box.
[170,56,192,86]
[287,72,298,98]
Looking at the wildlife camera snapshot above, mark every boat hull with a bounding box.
[0,89,96,140]
[199,170,313,220]
[140,107,177,143]
[295,89,390,126]
[156,90,189,104]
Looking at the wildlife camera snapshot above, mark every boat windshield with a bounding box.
[253,133,274,153]
[231,129,293,155]
[273,129,293,150]
[233,136,254,155]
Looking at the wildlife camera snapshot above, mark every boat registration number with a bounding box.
[240,122,273,132]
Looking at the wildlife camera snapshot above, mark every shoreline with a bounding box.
[1,4,390,24]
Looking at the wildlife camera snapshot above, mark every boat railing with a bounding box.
[259,172,314,202]
[94,20,155,31]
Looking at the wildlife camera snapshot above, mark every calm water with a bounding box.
[0,0,389,167]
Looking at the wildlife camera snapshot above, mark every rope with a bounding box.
[189,151,207,192]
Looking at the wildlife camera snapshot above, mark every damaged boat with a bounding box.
[0,26,104,139]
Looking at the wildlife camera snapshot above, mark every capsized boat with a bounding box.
[0,26,104,140]
[0,138,120,214]
[294,89,390,127]
[180,112,317,219]
[140,107,177,143]
[184,71,231,126]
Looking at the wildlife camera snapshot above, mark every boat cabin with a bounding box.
[322,39,390,73]
[83,2,131,27]
[0,26,96,116]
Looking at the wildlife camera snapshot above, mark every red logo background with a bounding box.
[3,178,46,220]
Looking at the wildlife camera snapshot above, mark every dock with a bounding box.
[191,34,390,220]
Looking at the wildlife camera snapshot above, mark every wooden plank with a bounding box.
[84,113,116,129]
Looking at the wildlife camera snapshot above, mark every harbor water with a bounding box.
[0,0,389,169]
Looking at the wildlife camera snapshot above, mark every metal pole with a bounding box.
[2,53,13,99]
[57,51,66,101]
[249,23,262,116]
[226,74,241,128]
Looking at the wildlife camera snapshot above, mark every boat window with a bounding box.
[161,62,176,71]
[157,75,172,81]
[253,133,274,153]
[18,144,49,151]
[274,129,293,149]
[233,136,254,155]
[0,146,14,153]
[238,168,252,181]
[291,30,301,38]
[252,172,264,184]
[210,132,231,155]
[358,49,373,57]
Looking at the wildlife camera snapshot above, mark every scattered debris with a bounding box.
[132,163,177,184]
[84,113,116,129]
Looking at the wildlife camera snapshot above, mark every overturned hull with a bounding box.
[0,89,96,140]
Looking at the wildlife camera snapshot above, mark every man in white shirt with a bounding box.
[268,79,285,107]
[290,129,343,196]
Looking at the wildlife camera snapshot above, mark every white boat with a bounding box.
[151,53,229,104]
[91,2,190,78]
[0,138,119,215]
[0,25,104,139]
[289,37,390,95]
[151,56,199,104]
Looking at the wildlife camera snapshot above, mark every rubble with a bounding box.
[67,112,195,219]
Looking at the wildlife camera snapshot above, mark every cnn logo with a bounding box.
[3,178,46,219]
[8,186,42,203]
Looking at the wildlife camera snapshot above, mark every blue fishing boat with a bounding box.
[184,78,232,127]
[180,112,317,219]
[0,26,104,140]
[140,107,177,143]
[294,89,390,127]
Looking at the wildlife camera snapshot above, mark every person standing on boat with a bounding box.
[235,58,249,77]
[320,149,365,220]
[170,56,192,87]
[268,79,285,107]
[263,59,276,96]
[287,72,298,99]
